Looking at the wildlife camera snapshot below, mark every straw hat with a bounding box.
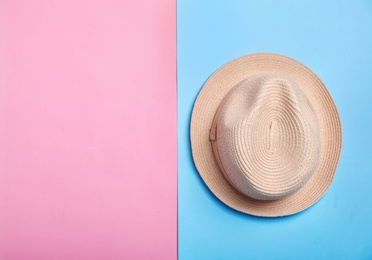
[190,53,342,217]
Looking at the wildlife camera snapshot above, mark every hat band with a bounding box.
[209,83,251,198]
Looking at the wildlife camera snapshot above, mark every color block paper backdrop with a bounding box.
[0,1,176,259]
[178,0,372,259]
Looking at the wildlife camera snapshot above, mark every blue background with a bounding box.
[178,0,372,259]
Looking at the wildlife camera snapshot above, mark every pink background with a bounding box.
[0,1,176,259]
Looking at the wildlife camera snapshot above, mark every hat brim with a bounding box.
[190,53,342,217]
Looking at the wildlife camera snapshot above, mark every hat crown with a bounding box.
[214,73,321,200]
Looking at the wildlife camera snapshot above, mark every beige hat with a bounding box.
[190,53,342,217]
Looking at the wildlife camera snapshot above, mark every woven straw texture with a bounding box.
[190,53,342,217]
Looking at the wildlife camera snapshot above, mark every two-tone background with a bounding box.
[1,0,372,259]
